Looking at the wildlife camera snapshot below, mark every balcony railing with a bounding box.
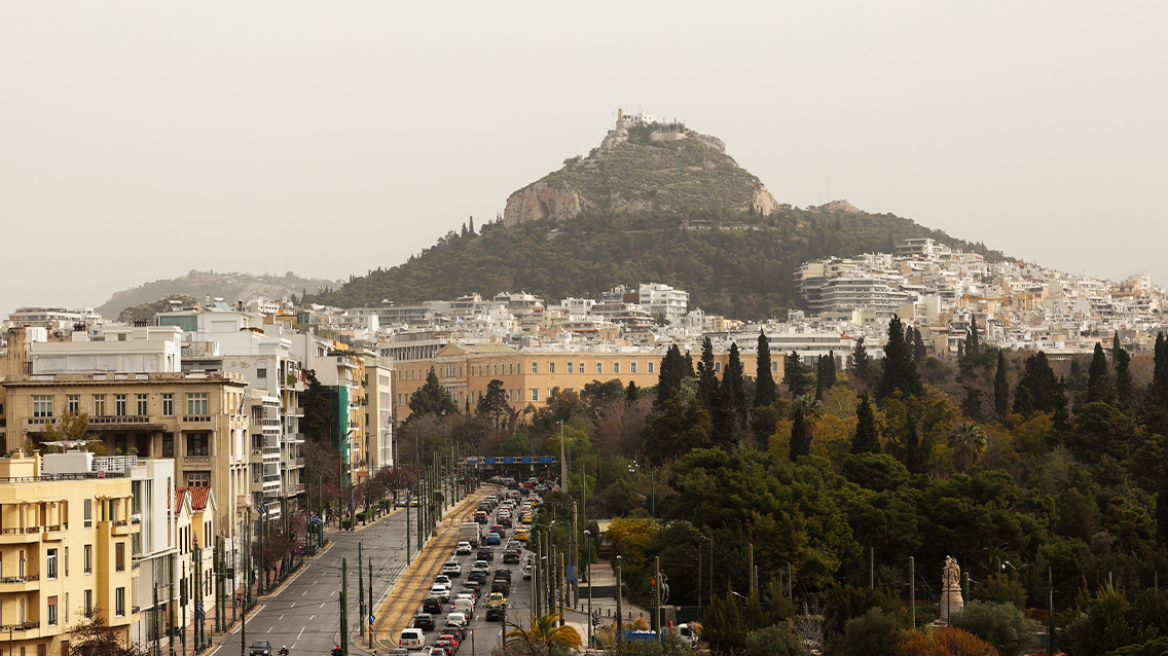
[88,415,154,425]
[183,415,212,423]
[0,575,38,584]
[0,622,39,631]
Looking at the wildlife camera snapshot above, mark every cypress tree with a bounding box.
[697,338,720,410]
[789,410,809,461]
[468,216,475,235]
[1086,342,1116,406]
[851,337,873,387]
[968,316,980,354]
[913,328,928,362]
[961,385,984,422]
[1158,461,1168,550]
[1112,332,1122,360]
[957,339,965,359]
[726,343,747,427]
[1013,384,1035,417]
[876,315,923,400]
[1153,332,1168,408]
[785,351,812,398]
[993,349,1010,420]
[1115,348,1135,407]
[1017,351,1059,413]
[626,380,638,402]
[851,393,880,454]
[1053,376,1072,431]
[754,330,777,408]
[655,344,685,409]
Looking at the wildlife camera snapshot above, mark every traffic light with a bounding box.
[331,647,343,656]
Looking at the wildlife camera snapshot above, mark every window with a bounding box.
[579,362,585,374]
[137,394,148,415]
[595,362,603,374]
[47,597,57,626]
[186,433,209,457]
[84,500,92,528]
[84,590,92,615]
[32,395,53,418]
[531,362,538,374]
[772,362,778,372]
[93,395,106,416]
[567,362,573,374]
[531,388,539,402]
[162,433,174,458]
[115,587,125,616]
[257,368,267,378]
[116,543,125,571]
[67,395,80,414]
[84,545,92,574]
[186,472,210,487]
[613,362,620,374]
[648,361,655,374]
[187,393,209,415]
[115,394,127,416]
[162,394,174,416]
[46,549,57,580]
[631,362,638,374]
[714,362,722,373]
[548,362,555,374]
[64,547,68,576]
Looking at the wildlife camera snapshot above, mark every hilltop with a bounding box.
[504,111,778,225]
[98,270,341,321]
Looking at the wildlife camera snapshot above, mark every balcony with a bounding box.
[111,518,140,536]
[0,575,40,592]
[182,455,212,467]
[0,527,42,544]
[86,415,165,431]
[262,446,280,461]
[0,621,39,632]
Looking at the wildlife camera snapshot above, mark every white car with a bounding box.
[472,560,490,572]
[454,592,476,606]
[445,612,468,629]
[455,541,473,556]
[442,562,462,577]
[428,585,450,602]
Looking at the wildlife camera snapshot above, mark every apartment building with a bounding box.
[0,454,138,656]
[0,327,251,567]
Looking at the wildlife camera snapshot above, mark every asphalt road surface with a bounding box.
[210,488,537,656]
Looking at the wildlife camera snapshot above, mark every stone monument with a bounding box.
[939,555,964,623]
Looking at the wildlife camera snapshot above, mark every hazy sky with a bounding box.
[2,2,1166,318]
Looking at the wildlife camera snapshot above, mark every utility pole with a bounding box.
[748,544,754,597]
[558,552,565,627]
[181,561,187,656]
[909,556,915,630]
[615,555,623,645]
[358,542,365,645]
[1048,567,1055,656]
[258,506,266,597]
[570,501,578,607]
[406,479,412,565]
[532,533,540,618]
[368,558,374,645]
[655,556,662,642]
[559,420,566,494]
[240,508,249,656]
[169,550,176,656]
[340,557,349,656]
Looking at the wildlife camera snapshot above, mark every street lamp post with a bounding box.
[699,534,714,606]
[583,529,593,648]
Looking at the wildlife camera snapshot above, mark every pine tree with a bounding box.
[851,393,880,454]
[754,330,777,408]
[851,337,873,387]
[876,315,923,400]
[993,350,1010,421]
[1086,342,1116,406]
[967,316,980,354]
[409,368,460,419]
[784,351,812,398]
[726,343,747,427]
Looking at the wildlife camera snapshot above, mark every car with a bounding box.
[491,525,506,536]
[395,497,409,507]
[399,629,426,651]
[413,613,436,631]
[514,528,530,541]
[485,592,507,607]
[491,580,511,595]
[249,641,273,656]
[433,575,453,588]
[472,560,490,572]
[473,511,488,524]
[426,649,446,656]
[432,637,455,655]
[499,516,513,528]
[423,596,444,614]
[455,541,473,556]
[522,514,535,524]
[429,585,450,602]
[485,533,501,546]
[502,550,521,564]
[389,649,410,656]
[486,605,506,621]
[442,562,462,577]
[522,564,532,579]
[440,627,465,644]
[467,569,487,582]
[445,612,468,630]
[459,582,481,599]
[477,548,494,561]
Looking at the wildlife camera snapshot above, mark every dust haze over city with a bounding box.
[1,2,1165,318]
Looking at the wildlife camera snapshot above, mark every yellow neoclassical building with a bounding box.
[0,454,139,655]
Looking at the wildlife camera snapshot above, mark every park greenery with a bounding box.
[402,323,1168,656]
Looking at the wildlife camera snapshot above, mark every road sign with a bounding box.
[369,614,375,624]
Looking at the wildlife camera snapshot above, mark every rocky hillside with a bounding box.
[504,118,778,226]
[98,270,341,320]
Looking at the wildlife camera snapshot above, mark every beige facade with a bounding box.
[0,455,139,656]
[392,343,784,423]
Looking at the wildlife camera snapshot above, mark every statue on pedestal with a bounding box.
[939,555,964,623]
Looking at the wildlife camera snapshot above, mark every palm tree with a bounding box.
[948,422,988,470]
[505,612,583,656]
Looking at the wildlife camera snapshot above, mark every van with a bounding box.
[452,599,474,620]
[399,628,426,651]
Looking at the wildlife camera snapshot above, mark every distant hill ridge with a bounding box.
[99,270,341,320]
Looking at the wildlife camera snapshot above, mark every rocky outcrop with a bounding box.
[503,182,585,226]
[751,186,780,216]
